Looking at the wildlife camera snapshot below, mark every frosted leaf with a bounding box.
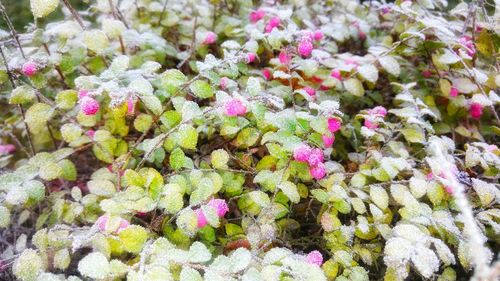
[0,206,10,228]
[180,267,202,281]
[229,248,252,273]
[393,224,425,242]
[188,242,212,263]
[390,184,418,206]
[13,249,43,281]
[409,177,427,199]
[379,56,400,76]
[247,77,262,96]
[35,273,61,281]
[411,245,439,278]
[6,188,28,205]
[25,103,54,133]
[61,123,83,143]
[384,237,412,267]
[102,18,126,39]
[370,185,389,210]
[344,78,364,96]
[241,268,263,281]
[30,0,59,18]
[9,85,36,104]
[110,55,130,73]
[78,252,110,279]
[358,64,378,83]
[263,248,291,265]
[87,179,116,197]
[278,181,300,203]
[83,30,109,54]
[430,238,455,266]
[53,248,71,270]
[471,178,497,206]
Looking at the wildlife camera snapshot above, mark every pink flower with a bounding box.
[297,38,313,57]
[364,119,378,129]
[279,50,291,65]
[22,61,37,77]
[313,30,323,41]
[225,99,247,117]
[459,36,475,56]
[207,199,229,217]
[422,70,433,78]
[80,96,100,116]
[249,9,265,23]
[306,250,323,266]
[309,163,326,180]
[307,148,324,167]
[203,32,217,45]
[265,16,281,33]
[449,86,459,98]
[86,130,96,139]
[327,118,342,133]
[444,186,453,194]
[262,69,272,80]
[293,144,312,162]
[345,58,358,66]
[331,69,342,81]
[0,144,16,155]
[369,106,387,117]
[246,53,257,63]
[322,135,335,148]
[380,6,391,14]
[304,87,316,97]
[127,98,135,115]
[426,172,434,181]
[78,90,89,99]
[469,102,483,119]
[195,208,208,228]
[220,77,229,90]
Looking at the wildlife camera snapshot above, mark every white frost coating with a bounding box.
[426,136,491,280]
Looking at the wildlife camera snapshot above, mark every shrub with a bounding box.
[0,0,499,280]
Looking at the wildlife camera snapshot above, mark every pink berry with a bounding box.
[306,250,323,266]
[309,163,326,180]
[358,31,366,40]
[80,96,100,116]
[313,30,323,41]
[304,87,316,97]
[364,119,378,129]
[195,208,208,228]
[469,102,483,119]
[249,9,265,23]
[279,50,291,65]
[369,106,387,117]
[322,135,335,148]
[86,130,96,139]
[0,144,16,155]
[116,219,130,233]
[22,61,37,77]
[327,118,342,133]
[207,199,229,217]
[307,148,324,167]
[220,77,229,90]
[297,38,313,57]
[331,69,342,81]
[265,16,281,33]
[127,98,135,115]
[224,99,247,117]
[246,53,257,63]
[262,69,272,80]
[203,32,217,45]
[422,70,433,78]
[449,86,459,98]
[293,144,312,162]
[96,215,109,232]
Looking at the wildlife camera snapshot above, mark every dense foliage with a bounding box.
[0,0,499,280]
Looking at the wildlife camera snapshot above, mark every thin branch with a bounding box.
[0,0,26,59]
[60,0,86,30]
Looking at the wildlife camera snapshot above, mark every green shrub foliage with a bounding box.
[0,0,499,280]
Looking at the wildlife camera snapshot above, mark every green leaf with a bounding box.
[9,86,36,104]
[118,225,148,253]
[134,114,153,133]
[178,124,198,150]
[0,206,10,228]
[379,56,400,76]
[82,30,109,54]
[169,148,185,171]
[402,126,425,143]
[235,127,260,148]
[344,78,365,96]
[160,69,188,95]
[189,80,214,99]
[25,103,54,133]
[278,181,300,203]
[211,149,229,169]
[370,185,389,210]
[13,249,43,281]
